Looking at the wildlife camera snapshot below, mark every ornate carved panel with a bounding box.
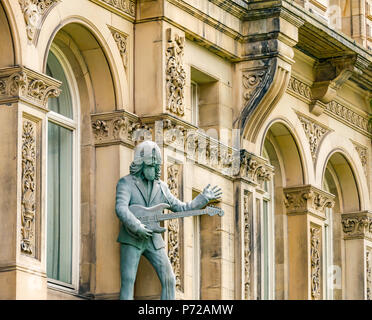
[109,27,128,69]
[367,247,372,300]
[167,163,184,292]
[243,190,252,300]
[284,185,335,217]
[310,225,321,300]
[341,211,372,241]
[287,76,312,102]
[91,111,152,147]
[21,118,40,257]
[165,28,186,117]
[352,141,368,177]
[297,114,330,161]
[242,67,267,104]
[0,66,61,108]
[18,0,60,42]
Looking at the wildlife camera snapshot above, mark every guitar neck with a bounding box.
[156,209,206,222]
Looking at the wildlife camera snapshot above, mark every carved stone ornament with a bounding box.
[310,225,321,300]
[18,0,60,42]
[167,164,183,292]
[352,141,368,177]
[21,120,38,256]
[110,28,128,68]
[243,191,251,300]
[325,101,371,136]
[91,111,152,147]
[367,247,372,300]
[287,76,312,101]
[0,66,61,108]
[284,185,334,217]
[239,150,273,187]
[297,114,329,160]
[165,28,186,116]
[242,68,266,103]
[92,0,135,18]
[341,211,372,241]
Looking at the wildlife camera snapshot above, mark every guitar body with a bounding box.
[129,203,170,234]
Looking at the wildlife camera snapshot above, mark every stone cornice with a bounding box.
[286,76,372,137]
[284,185,335,219]
[342,211,372,241]
[90,111,274,184]
[0,66,61,110]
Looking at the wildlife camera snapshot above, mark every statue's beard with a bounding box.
[143,167,156,181]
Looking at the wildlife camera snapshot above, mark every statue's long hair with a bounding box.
[129,161,161,180]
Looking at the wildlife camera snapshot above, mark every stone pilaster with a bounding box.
[341,211,372,299]
[283,185,335,300]
[0,66,61,299]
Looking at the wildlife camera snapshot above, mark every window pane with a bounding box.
[46,51,73,119]
[47,122,73,284]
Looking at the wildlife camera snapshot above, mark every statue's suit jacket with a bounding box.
[115,174,209,250]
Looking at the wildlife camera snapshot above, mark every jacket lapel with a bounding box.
[132,176,148,205]
[149,180,161,205]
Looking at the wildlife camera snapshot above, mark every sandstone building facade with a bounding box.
[0,0,371,300]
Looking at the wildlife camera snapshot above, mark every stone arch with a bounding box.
[0,1,20,67]
[261,118,306,187]
[42,20,122,296]
[316,132,368,211]
[42,20,117,114]
[259,118,307,299]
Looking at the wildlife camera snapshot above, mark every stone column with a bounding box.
[0,66,61,299]
[341,211,372,300]
[283,185,335,300]
[234,150,274,299]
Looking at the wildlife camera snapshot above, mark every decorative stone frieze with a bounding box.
[287,76,312,102]
[243,191,251,300]
[91,111,152,147]
[18,0,60,42]
[288,76,371,138]
[21,119,38,256]
[90,0,135,18]
[165,28,186,117]
[310,225,321,300]
[109,28,128,69]
[297,114,330,161]
[341,211,372,241]
[284,185,335,217]
[326,101,371,137]
[167,163,183,292]
[0,66,61,109]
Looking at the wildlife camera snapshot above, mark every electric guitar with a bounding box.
[129,203,224,234]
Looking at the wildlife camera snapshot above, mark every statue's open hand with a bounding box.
[202,184,222,202]
[136,224,153,239]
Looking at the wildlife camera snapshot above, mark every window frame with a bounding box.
[45,44,81,293]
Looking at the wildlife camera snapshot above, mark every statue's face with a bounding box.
[143,164,156,181]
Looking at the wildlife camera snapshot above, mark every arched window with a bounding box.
[46,47,79,290]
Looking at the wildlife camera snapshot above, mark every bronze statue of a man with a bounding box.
[115,140,222,300]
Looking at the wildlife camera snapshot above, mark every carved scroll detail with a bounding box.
[18,0,60,42]
[21,120,37,256]
[167,163,183,292]
[165,28,186,116]
[310,225,321,300]
[243,191,251,299]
